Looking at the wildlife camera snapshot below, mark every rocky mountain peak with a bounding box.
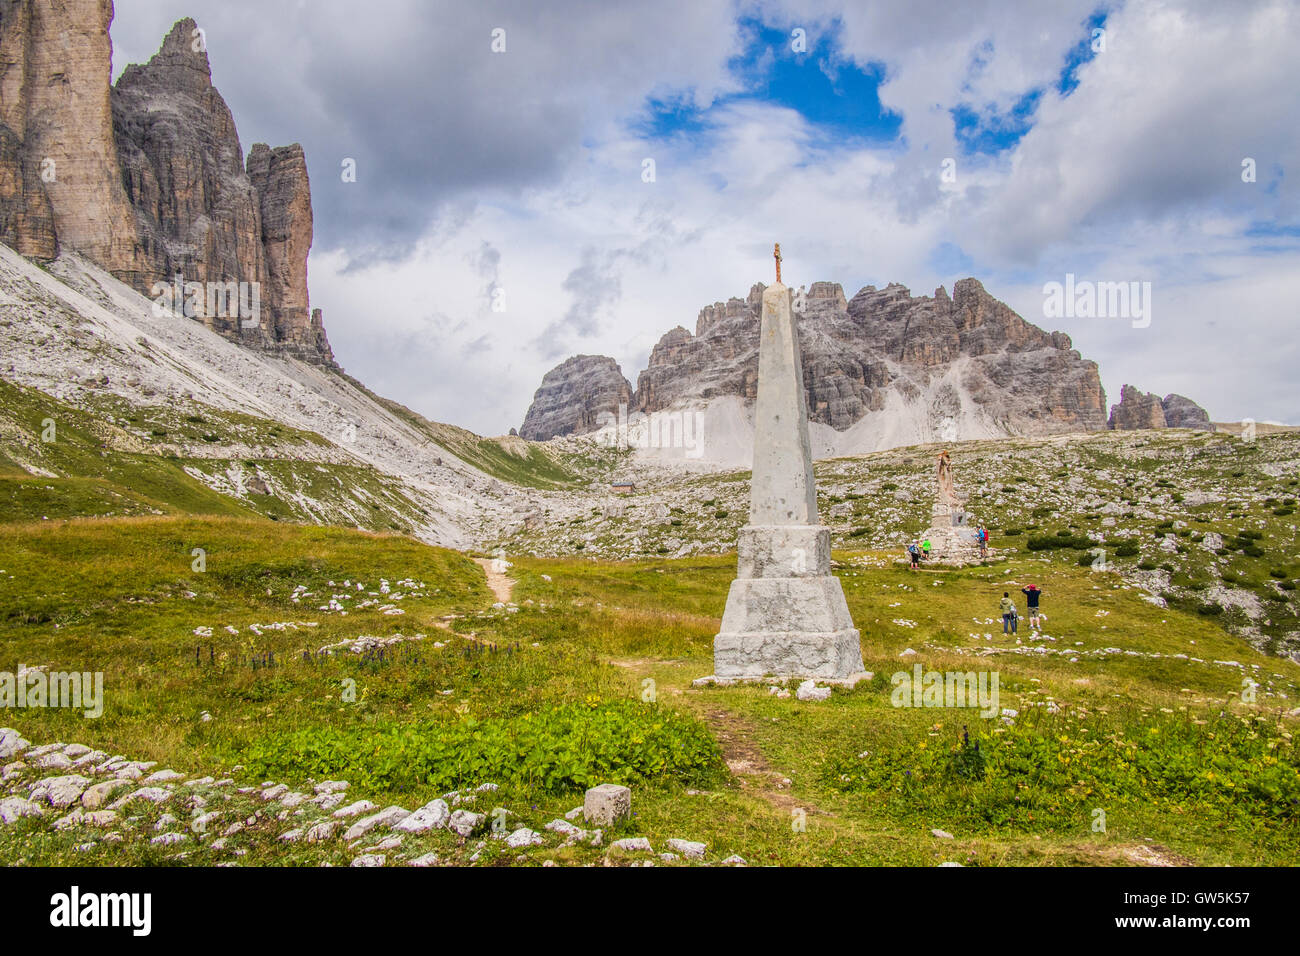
[523,275,1146,457]
[0,8,335,365]
[519,354,632,441]
[1110,385,1214,431]
[118,18,214,99]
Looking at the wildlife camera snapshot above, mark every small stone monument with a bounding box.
[920,449,984,565]
[711,245,866,681]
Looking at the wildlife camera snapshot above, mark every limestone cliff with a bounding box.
[0,0,148,275]
[111,19,334,363]
[246,143,332,362]
[1108,384,1167,430]
[520,355,633,440]
[1160,393,1215,431]
[0,8,335,365]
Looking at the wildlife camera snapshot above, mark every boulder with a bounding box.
[583,783,631,827]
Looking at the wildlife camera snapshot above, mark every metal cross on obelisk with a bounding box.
[710,243,865,681]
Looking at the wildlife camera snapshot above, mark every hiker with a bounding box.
[999,591,1018,635]
[1021,584,1042,629]
[907,541,921,570]
[977,525,988,558]
[921,538,931,561]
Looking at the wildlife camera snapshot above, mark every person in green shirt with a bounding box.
[999,591,1017,635]
[921,538,931,560]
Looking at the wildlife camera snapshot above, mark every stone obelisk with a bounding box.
[712,245,865,680]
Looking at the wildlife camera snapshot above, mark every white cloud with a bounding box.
[111,0,1299,433]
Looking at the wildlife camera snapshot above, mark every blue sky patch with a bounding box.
[1058,8,1110,96]
[632,15,902,149]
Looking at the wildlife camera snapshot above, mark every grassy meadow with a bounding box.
[1,509,1297,866]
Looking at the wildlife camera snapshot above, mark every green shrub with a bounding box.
[1027,534,1095,551]
[821,713,1300,833]
[245,701,726,794]
[1114,542,1140,558]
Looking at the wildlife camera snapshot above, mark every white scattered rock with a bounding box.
[31,774,93,808]
[931,829,955,839]
[350,854,386,867]
[343,805,410,841]
[314,780,349,794]
[393,799,449,833]
[54,810,86,829]
[796,680,831,702]
[24,743,64,758]
[447,809,485,837]
[305,820,339,842]
[408,852,440,867]
[0,730,30,760]
[0,796,42,823]
[143,769,184,784]
[151,832,187,846]
[191,812,221,833]
[610,837,653,853]
[721,854,747,865]
[505,827,543,848]
[332,800,377,818]
[665,838,706,859]
[110,787,171,808]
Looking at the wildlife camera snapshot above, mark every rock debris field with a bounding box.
[0,730,736,867]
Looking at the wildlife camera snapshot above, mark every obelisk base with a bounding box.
[713,524,865,680]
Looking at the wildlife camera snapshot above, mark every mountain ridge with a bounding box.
[520,277,1213,458]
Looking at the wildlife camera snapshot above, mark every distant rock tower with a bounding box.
[712,245,865,680]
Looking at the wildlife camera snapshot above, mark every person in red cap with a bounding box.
[1021,584,1042,630]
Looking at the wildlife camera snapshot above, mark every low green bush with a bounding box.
[245,701,726,795]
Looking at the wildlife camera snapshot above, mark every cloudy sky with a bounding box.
[110,0,1299,434]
